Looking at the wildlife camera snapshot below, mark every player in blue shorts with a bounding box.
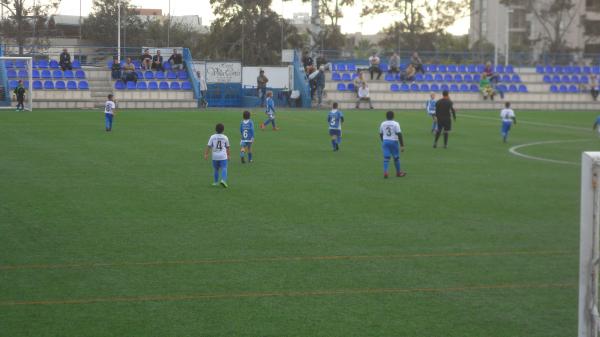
[204,123,230,188]
[379,110,406,178]
[260,91,278,131]
[240,110,255,163]
[327,102,344,151]
[500,102,517,143]
[425,92,437,133]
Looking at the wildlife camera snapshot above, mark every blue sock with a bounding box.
[394,158,401,173]
[337,136,341,144]
[248,153,252,161]
[240,151,244,158]
[331,139,336,149]
[272,119,276,128]
[383,159,390,174]
[213,169,219,183]
[432,121,437,131]
[264,119,271,126]
[221,166,228,182]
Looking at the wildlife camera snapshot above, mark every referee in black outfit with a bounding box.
[433,90,457,148]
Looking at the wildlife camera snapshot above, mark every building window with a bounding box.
[510,9,527,29]
[587,0,600,11]
[584,19,600,36]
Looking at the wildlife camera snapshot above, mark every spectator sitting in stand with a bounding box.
[121,57,137,83]
[111,56,121,80]
[168,49,184,71]
[140,49,152,70]
[483,61,499,85]
[152,50,164,72]
[590,74,599,101]
[479,74,495,100]
[388,52,400,74]
[401,64,416,83]
[356,82,374,109]
[411,52,425,74]
[59,48,72,71]
[368,52,382,80]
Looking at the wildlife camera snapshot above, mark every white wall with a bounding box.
[242,66,292,89]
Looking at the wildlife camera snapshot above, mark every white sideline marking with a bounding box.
[508,139,589,165]
[460,114,591,132]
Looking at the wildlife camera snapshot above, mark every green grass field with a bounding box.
[1,107,598,336]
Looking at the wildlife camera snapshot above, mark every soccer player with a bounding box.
[500,102,517,143]
[13,80,26,111]
[433,90,456,149]
[593,115,600,135]
[204,123,230,188]
[260,91,278,130]
[379,110,406,178]
[425,92,437,133]
[240,110,255,163]
[327,102,344,151]
[104,94,116,132]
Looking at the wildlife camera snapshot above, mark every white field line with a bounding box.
[508,139,589,165]
[460,113,591,132]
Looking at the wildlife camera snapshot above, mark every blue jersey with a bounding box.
[328,109,344,130]
[265,97,275,116]
[240,119,255,142]
[425,99,436,114]
[596,116,600,125]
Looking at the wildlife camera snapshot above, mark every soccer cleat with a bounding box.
[249,160,253,163]
[241,157,245,164]
[220,180,228,188]
[384,173,389,179]
[273,127,279,131]
[211,182,219,187]
[397,171,407,177]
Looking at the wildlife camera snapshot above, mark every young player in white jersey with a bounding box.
[204,123,230,188]
[379,110,406,178]
[327,102,344,151]
[425,92,437,133]
[500,102,517,143]
[104,94,116,132]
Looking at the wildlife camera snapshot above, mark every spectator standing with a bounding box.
[315,66,326,107]
[302,52,314,72]
[257,69,269,106]
[168,49,184,71]
[152,50,164,72]
[353,71,366,97]
[356,82,374,109]
[411,52,425,74]
[140,49,152,70]
[121,57,137,83]
[590,74,599,101]
[389,52,400,74]
[197,71,208,108]
[368,52,382,80]
[111,56,121,80]
[59,48,72,71]
[316,54,328,70]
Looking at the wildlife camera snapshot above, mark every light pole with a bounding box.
[117,0,121,61]
[505,7,513,67]
[493,2,498,66]
[167,0,170,47]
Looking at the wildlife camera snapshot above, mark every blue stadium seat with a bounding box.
[37,60,48,69]
[593,66,600,74]
[501,74,511,83]
[561,75,571,83]
[425,73,433,82]
[17,70,28,78]
[448,64,457,73]
[43,80,54,89]
[415,73,424,82]
[505,65,514,73]
[581,75,590,84]
[439,64,447,73]
[41,70,52,79]
[23,80,29,89]
[543,75,552,83]
[52,70,63,78]
[568,84,578,93]
[573,66,581,74]
[463,74,473,83]
[55,80,66,89]
[126,81,136,89]
[564,66,574,74]
[341,73,351,81]
[550,84,558,93]
[67,80,77,90]
[400,83,410,92]
[136,81,147,90]
[182,81,192,90]
[554,65,563,74]
[518,84,528,92]
[390,84,399,92]
[476,64,485,72]
[473,74,481,82]
[434,74,443,82]
[584,66,592,74]
[72,60,81,69]
[132,61,141,70]
[410,83,420,91]
[78,81,89,90]
[559,84,568,93]
[33,80,42,90]
[148,81,158,90]
[155,72,166,80]
[441,84,449,91]
[7,69,17,78]
[431,84,440,92]
[511,74,521,83]
[459,84,469,92]
[336,64,346,71]
[4,60,14,68]
[15,60,25,68]
[571,75,580,84]
[49,60,59,69]
[552,75,561,83]
[144,71,154,79]
[545,65,553,74]
[470,84,479,92]
[384,73,395,81]
[32,69,40,78]
[458,64,467,73]
[453,74,463,82]
[508,84,517,92]
[167,71,177,80]
[75,70,86,79]
[159,81,169,90]
[64,70,74,79]
[420,83,430,92]
[170,82,181,90]
[427,64,438,72]
[163,62,172,70]
[347,64,356,71]
[495,64,505,73]
[536,65,544,73]
[497,84,507,93]
[467,64,477,73]
[115,81,125,90]
[347,83,355,91]
[352,73,359,80]
[136,70,144,79]
[8,80,18,89]
[450,84,459,92]
[380,64,389,72]
[332,73,341,81]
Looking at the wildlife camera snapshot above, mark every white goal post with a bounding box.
[1,56,33,111]
[579,152,600,337]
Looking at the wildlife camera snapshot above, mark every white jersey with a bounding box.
[104,101,116,115]
[379,120,402,141]
[207,133,230,161]
[500,108,515,122]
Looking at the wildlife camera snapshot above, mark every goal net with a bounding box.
[1,57,33,111]
[579,152,600,337]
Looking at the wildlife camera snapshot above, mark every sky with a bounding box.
[54,0,470,35]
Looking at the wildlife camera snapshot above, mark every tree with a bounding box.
[500,0,582,53]
[206,0,304,65]
[354,38,375,59]
[82,0,145,49]
[0,0,60,55]
[304,0,354,51]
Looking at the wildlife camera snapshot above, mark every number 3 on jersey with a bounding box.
[385,126,392,136]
